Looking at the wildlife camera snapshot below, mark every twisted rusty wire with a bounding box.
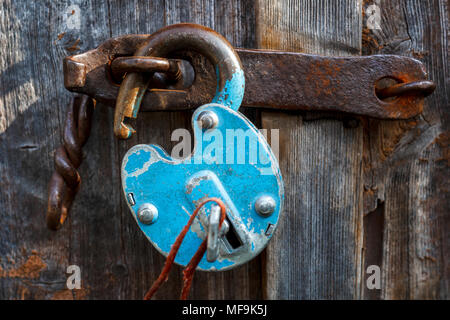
[46,57,180,230]
[47,95,94,230]
[143,198,227,300]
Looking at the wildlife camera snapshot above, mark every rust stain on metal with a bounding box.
[305,59,341,97]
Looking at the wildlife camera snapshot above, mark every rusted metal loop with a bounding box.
[114,23,245,139]
[110,56,186,90]
[111,56,171,74]
[376,80,436,99]
[47,95,94,230]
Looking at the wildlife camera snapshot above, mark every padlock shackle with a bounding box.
[114,23,245,139]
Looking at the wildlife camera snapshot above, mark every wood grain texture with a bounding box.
[257,0,365,299]
[0,0,260,299]
[0,0,447,300]
[361,0,449,299]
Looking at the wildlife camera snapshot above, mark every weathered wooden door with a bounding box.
[0,1,447,299]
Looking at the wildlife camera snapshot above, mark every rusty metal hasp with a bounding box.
[64,27,434,130]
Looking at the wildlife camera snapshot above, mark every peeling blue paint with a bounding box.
[211,67,245,111]
[130,87,147,119]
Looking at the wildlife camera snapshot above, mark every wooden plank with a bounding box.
[256,0,364,299]
[361,0,449,299]
[0,0,261,299]
[0,0,112,300]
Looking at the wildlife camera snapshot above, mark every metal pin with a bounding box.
[207,204,221,262]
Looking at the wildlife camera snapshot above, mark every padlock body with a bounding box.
[121,103,284,271]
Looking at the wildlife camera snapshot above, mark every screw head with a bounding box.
[255,196,276,217]
[197,111,218,129]
[137,203,158,224]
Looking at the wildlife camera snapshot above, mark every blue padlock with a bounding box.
[119,24,284,271]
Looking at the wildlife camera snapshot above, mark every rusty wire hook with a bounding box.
[47,95,94,230]
[47,53,191,230]
[46,59,185,230]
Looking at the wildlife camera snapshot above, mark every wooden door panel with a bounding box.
[0,0,447,300]
[257,0,364,299]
